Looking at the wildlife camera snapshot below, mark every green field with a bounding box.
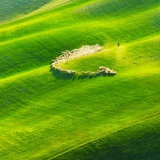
[0,0,160,159]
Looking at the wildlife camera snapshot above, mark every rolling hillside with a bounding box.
[0,0,51,24]
[0,0,160,159]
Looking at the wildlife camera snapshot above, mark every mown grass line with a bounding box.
[0,69,159,159]
[0,2,159,79]
[51,111,160,160]
[0,5,159,44]
[0,0,97,32]
[53,114,160,160]
[0,32,159,82]
[0,66,48,87]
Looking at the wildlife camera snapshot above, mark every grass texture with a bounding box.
[0,0,160,159]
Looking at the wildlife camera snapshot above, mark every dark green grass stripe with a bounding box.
[52,114,160,160]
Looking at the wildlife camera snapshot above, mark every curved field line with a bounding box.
[0,33,159,85]
[0,5,159,45]
[50,110,160,159]
[0,66,48,87]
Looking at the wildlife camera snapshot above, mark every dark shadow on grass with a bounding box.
[50,67,76,80]
[50,66,116,80]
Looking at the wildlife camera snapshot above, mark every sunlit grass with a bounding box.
[0,0,160,159]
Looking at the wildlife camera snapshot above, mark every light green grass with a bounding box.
[0,0,160,159]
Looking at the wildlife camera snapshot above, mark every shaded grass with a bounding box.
[0,64,159,159]
[54,115,160,160]
[0,63,159,159]
[0,0,51,23]
[0,0,159,79]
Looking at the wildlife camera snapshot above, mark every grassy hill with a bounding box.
[0,0,160,159]
[0,0,51,24]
